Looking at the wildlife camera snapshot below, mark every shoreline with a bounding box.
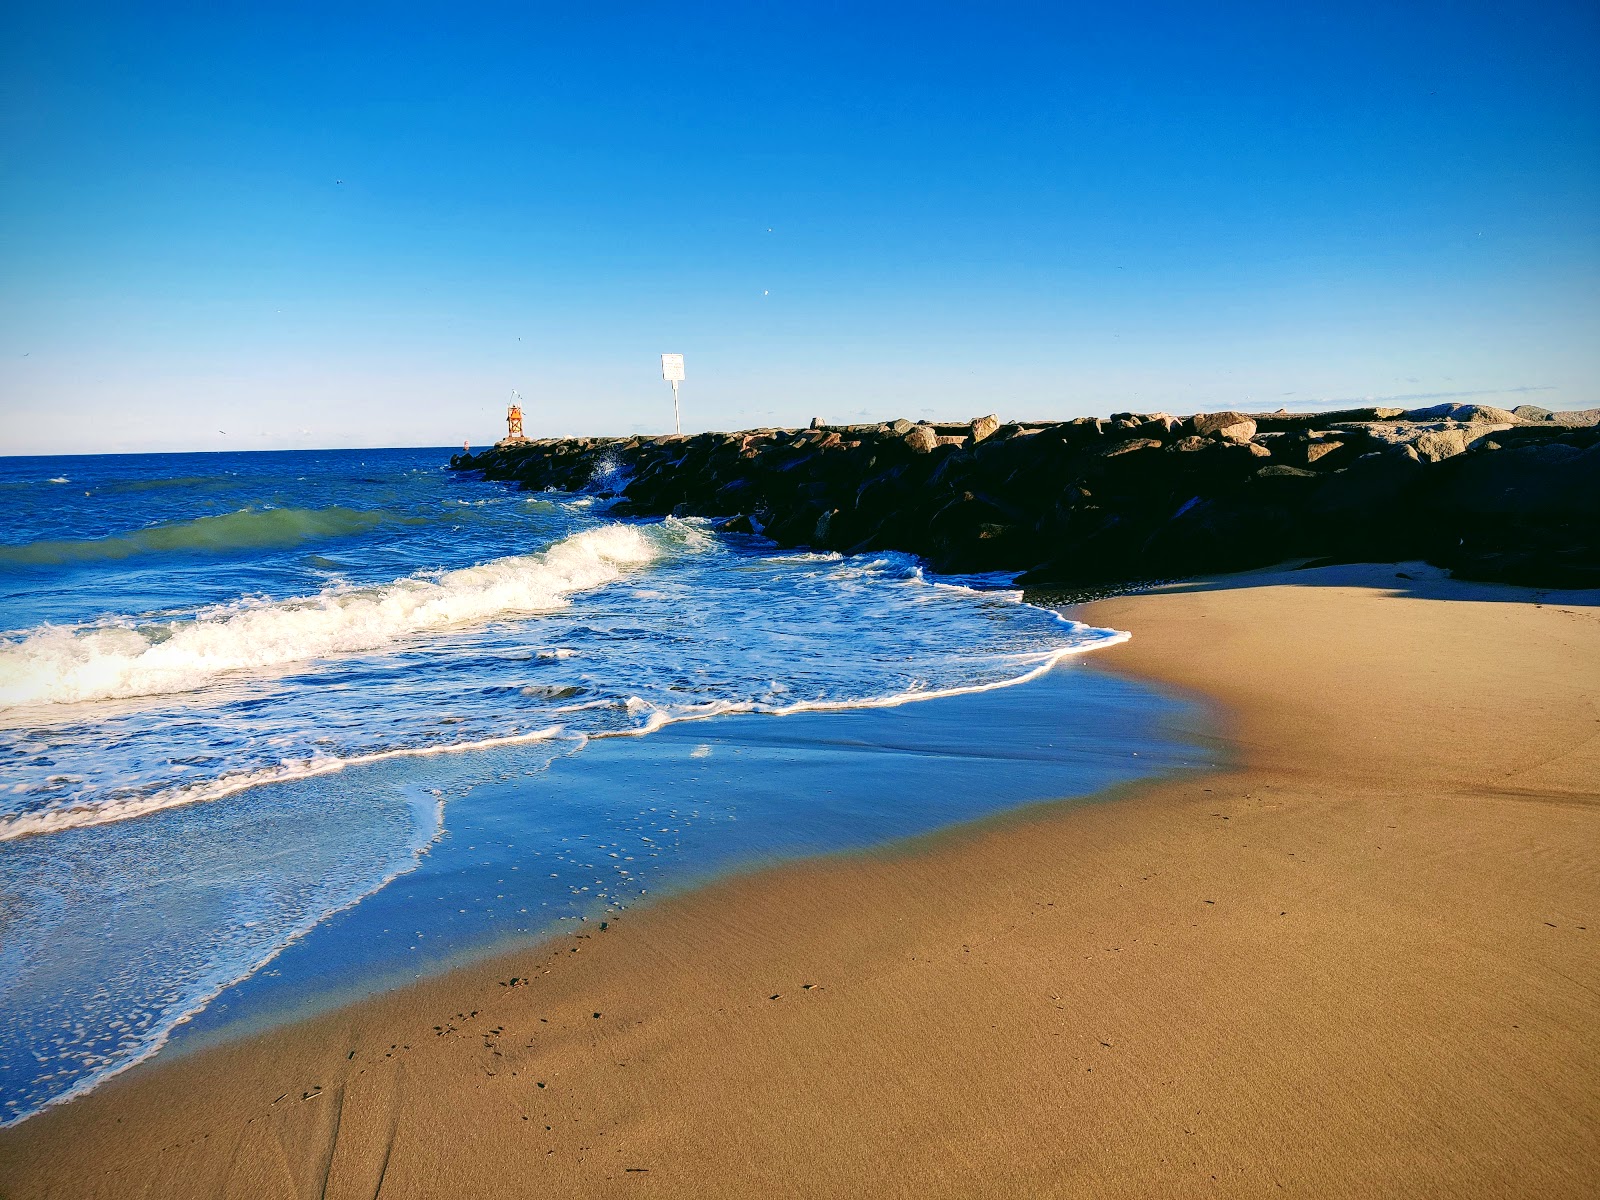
[2,561,1596,1196]
[1,635,1200,1130]
[162,656,1200,1067]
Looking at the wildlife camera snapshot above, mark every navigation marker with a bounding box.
[660,353,685,434]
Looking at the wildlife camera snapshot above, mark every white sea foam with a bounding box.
[0,524,659,708]
[580,620,1129,736]
[0,726,567,842]
[1,785,447,1128]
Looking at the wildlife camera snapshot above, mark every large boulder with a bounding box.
[1411,402,1529,425]
[1403,403,1459,420]
[1304,437,1348,466]
[1138,413,1179,437]
[1097,437,1165,458]
[1422,443,1600,585]
[1510,406,1600,427]
[1450,404,1520,424]
[902,425,939,454]
[1191,411,1258,442]
[1139,495,1304,578]
[970,413,1001,443]
[1312,451,1424,517]
[1413,427,1469,463]
[1429,442,1599,517]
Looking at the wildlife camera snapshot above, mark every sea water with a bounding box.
[0,447,1201,1124]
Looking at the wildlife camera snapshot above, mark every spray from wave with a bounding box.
[0,524,659,707]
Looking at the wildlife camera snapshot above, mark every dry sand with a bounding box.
[2,562,1596,1198]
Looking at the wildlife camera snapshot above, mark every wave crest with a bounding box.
[0,524,659,707]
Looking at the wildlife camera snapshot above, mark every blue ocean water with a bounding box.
[0,447,1200,1125]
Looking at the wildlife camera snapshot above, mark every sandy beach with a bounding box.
[2,561,1596,1198]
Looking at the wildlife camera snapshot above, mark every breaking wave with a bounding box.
[0,524,660,707]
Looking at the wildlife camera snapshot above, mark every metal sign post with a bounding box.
[660,353,685,433]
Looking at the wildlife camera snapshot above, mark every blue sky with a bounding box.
[2,1,1596,453]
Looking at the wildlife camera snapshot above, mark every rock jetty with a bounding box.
[451,403,1600,590]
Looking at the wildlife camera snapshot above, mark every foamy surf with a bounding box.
[0,725,567,842]
[0,523,660,707]
[0,780,449,1128]
[580,619,1129,737]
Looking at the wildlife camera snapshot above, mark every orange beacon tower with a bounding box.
[506,401,524,440]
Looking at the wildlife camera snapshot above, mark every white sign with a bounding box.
[660,353,685,382]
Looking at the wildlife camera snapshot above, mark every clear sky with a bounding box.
[2,1,1597,454]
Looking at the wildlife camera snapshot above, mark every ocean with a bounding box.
[0,447,1202,1125]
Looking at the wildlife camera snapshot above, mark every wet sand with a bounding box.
[2,562,1596,1197]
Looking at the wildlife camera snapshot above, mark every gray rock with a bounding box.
[1434,442,1599,516]
[1450,404,1520,424]
[1312,406,1405,423]
[1138,413,1179,437]
[1413,428,1469,462]
[1098,437,1164,458]
[1407,402,1518,425]
[1403,403,1457,420]
[970,414,1001,443]
[1509,406,1600,427]
[1192,411,1258,442]
[1256,465,1317,478]
[1305,439,1345,465]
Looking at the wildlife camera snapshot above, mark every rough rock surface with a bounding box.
[452,406,1600,590]
[1191,411,1258,442]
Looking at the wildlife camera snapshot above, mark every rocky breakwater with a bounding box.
[451,403,1600,590]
